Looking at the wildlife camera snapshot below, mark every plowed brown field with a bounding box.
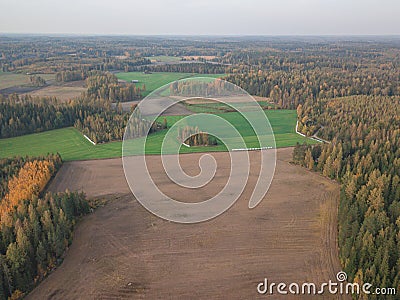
[28,148,348,299]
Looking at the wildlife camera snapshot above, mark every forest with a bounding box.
[225,48,399,109]
[293,95,400,299]
[0,154,90,299]
[0,94,108,139]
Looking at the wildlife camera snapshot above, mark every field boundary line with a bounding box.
[232,146,273,151]
[295,121,326,143]
[83,134,96,145]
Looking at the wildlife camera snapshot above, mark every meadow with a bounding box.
[115,72,224,96]
[0,72,55,90]
[183,101,275,114]
[0,110,315,161]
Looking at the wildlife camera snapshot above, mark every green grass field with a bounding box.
[0,128,122,161]
[0,110,315,161]
[115,72,224,97]
[184,101,275,114]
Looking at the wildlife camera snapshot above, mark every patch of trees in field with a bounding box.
[28,75,46,87]
[293,95,400,299]
[178,126,218,147]
[123,110,168,142]
[74,111,130,144]
[0,154,90,299]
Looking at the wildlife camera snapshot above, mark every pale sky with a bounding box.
[0,0,399,35]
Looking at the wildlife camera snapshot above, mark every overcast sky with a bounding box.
[0,0,399,35]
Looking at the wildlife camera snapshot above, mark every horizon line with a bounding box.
[1,33,400,38]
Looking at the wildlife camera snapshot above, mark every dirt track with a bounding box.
[29,148,347,299]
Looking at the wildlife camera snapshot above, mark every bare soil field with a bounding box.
[24,80,86,101]
[111,100,140,112]
[139,96,193,116]
[0,85,43,96]
[29,148,347,299]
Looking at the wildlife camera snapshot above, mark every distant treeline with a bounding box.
[0,154,90,299]
[1,36,151,73]
[293,95,400,298]
[136,62,226,74]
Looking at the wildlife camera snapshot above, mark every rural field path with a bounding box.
[29,148,348,299]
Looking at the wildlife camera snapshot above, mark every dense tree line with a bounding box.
[0,158,27,200]
[293,95,400,299]
[123,110,167,142]
[74,104,168,144]
[0,93,156,144]
[0,191,89,299]
[0,154,62,201]
[55,70,86,82]
[0,154,89,299]
[74,111,130,144]
[2,159,56,217]
[225,67,399,109]
[0,94,106,139]
[136,62,226,74]
[222,41,399,108]
[84,73,143,102]
[170,79,234,97]
[73,99,171,144]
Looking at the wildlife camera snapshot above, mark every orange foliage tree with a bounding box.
[1,160,55,220]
